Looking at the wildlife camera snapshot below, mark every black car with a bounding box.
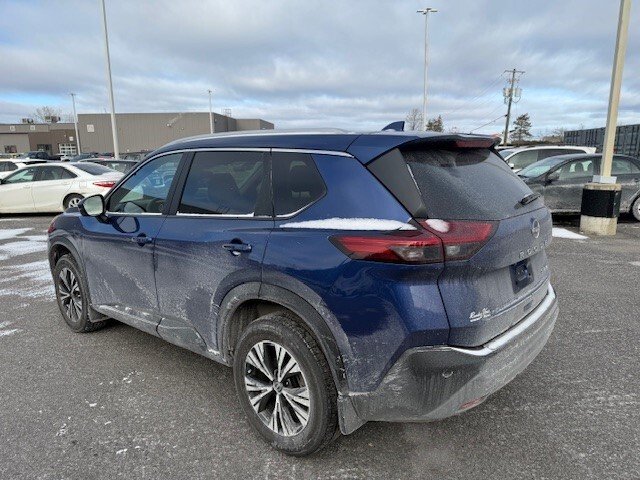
[518,153,640,220]
[80,158,137,174]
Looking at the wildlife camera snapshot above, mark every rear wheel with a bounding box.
[233,313,338,456]
[53,254,106,333]
[631,197,640,222]
[64,194,83,209]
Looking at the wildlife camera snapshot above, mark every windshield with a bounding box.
[518,156,567,178]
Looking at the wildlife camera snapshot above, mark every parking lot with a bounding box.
[0,214,638,479]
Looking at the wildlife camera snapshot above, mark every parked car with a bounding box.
[16,150,60,161]
[518,153,640,220]
[500,146,596,172]
[0,159,48,179]
[47,130,558,455]
[80,158,138,174]
[0,162,122,213]
[69,152,102,162]
[120,150,151,162]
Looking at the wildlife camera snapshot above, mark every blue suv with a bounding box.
[47,130,558,455]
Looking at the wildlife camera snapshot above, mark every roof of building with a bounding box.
[153,129,497,164]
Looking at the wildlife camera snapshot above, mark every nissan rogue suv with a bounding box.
[47,130,558,455]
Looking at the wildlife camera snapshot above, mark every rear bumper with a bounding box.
[340,285,558,432]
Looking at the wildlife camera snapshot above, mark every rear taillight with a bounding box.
[419,219,497,261]
[330,231,443,264]
[47,219,57,234]
[93,180,116,188]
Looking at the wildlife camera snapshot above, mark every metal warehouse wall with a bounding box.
[77,112,274,154]
[564,124,640,158]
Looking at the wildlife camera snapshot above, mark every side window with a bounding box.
[612,158,640,175]
[509,150,538,170]
[0,162,7,172]
[272,152,326,216]
[4,167,37,184]
[558,160,594,180]
[538,149,571,160]
[7,162,18,171]
[38,166,76,181]
[107,154,181,214]
[178,151,267,215]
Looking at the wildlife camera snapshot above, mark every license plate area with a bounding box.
[510,259,533,292]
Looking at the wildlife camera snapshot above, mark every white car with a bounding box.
[0,162,122,213]
[499,146,597,172]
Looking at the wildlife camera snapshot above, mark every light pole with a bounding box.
[208,89,214,134]
[580,0,632,236]
[99,0,119,159]
[69,93,81,154]
[417,7,437,131]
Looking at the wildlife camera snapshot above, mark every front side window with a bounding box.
[107,154,181,214]
[272,152,326,216]
[557,159,595,180]
[179,151,267,216]
[4,167,38,184]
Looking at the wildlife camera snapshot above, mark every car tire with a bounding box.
[53,254,107,333]
[64,194,84,209]
[631,197,640,222]
[233,313,339,456]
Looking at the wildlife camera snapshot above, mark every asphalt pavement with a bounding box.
[0,214,638,479]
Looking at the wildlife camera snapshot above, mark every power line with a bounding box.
[469,114,507,133]
[442,75,504,116]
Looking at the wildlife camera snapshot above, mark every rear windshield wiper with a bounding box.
[516,192,541,208]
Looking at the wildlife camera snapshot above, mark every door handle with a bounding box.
[130,234,153,245]
[222,242,252,256]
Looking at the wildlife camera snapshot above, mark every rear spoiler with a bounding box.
[347,133,500,164]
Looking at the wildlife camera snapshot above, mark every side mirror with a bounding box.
[546,171,560,184]
[79,194,105,217]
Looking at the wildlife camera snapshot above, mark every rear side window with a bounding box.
[272,152,326,216]
[371,147,537,221]
[178,151,267,216]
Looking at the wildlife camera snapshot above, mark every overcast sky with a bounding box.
[1,0,638,136]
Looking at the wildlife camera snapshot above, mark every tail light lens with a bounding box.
[330,231,443,264]
[419,219,497,261]
[47,219,57,234]
[93,180,116,188]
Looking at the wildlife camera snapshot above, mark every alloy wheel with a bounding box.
[67,197,82,208]
[58,267,83,323]
[243,340,310,437]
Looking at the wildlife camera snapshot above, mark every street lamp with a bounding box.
[208,89,214,134]
[417,7,437,131]
[99,0,120,159]
[69,93,81,154]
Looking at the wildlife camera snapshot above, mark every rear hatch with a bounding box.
[368,139,552,347]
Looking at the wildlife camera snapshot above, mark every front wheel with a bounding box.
[53,254,106,333]
[631,197,640,222]
[233,314,338,456]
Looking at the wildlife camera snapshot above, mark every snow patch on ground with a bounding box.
[0,239,48,261]
[0,228,32,240]
[630,261,640,267]
[552,228,588,240]
[280,217,416,231]
[0,260,55,299]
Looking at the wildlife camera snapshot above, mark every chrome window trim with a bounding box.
[174,211,271,220]
[145,147,353,162]
[105,212,164,217]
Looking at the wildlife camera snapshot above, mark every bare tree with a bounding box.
[405,108,423,131]
[541,127,566,144]
[32,106,63,123]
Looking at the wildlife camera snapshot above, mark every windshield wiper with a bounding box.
[516,192,541,208]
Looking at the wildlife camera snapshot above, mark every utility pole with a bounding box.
[417,7,437,131]
[208,89,214,134]
[69,93,81,154]
[99,0,119,159]
[502,68,524,145]
[580,0,632,236]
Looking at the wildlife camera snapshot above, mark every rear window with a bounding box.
[73,163,114,175]
[370,147,539,221]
